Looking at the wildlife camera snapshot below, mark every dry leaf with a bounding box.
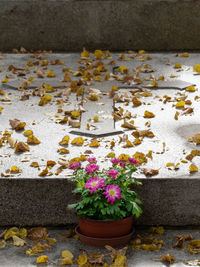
[24,130,33,137]
[71,137,84,146]
[12,235,26,247]
[188,133,200,145]
[26,243,52,255]
[0,240,6,248]
[14,142,30,152]
[27,135,41,144]
[144,168,159,177]
[9,119,26,131]
[159,254,175,264]
[27,227,48,241]
[189,164,198,173]
[38,94,52,106]
[144,111,155,118]
[36,255,48,264]
[59,136,70,146]
[149,226,164,235]
[89,139,100,147]
[69,120,81,128]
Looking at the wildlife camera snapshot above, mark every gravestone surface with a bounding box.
[0,52,200,226]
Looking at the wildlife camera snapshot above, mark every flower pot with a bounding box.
[78,216,134,238]
[75,226,135,248]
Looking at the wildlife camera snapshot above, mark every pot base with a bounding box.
[75,226,135,248]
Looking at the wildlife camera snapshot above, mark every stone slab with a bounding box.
[0,0,200,51]
[0,227,200,267]
[1,52,200,227]
[0,177,200,226]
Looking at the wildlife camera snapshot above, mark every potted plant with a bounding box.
[68,157,142,247]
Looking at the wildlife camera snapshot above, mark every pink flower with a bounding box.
[120,162,127,168]
[86,164,99,175]
[84,177,104,194]
[128,158,138,164]
[106,169,119,179]
[103,185,121,204]
[111,158,121,165]
[87,157,97,163]
[69,162,81,170]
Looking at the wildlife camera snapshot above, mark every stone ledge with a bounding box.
[1,177,200,226]
[0,0,200,51]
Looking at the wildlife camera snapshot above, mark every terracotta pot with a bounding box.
[75,226,135,248]
[78,216,133,238]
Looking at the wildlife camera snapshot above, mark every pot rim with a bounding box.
[78,215,134,223]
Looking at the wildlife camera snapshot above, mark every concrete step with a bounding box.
[0,0,200,51]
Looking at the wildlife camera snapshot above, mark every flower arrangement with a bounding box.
[68,157,142,221]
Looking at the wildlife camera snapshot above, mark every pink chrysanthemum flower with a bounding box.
[87,157,97,163]
[84,177,104,194]
[110,158,121,165]
[86,164,99,175]
[69,162,81,170]
[106,169,119,179]
[128,158,138,164]
[120,162,127,168]
[103,185,122,204]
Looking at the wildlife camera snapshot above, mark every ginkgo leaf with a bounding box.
[89,139,100,147]
[193,64,200,73]
[159,254,175,264]
[26,243,51,255]
[93,115,99,122]
[10,165,21,174]
[59,136,70,146]
[117,65,130,74]
[71,137,84,146]
[18,228,27,238]
[38,168,48,177]
[143,168,159,177]
[88,94,99,101]
[0,106,3,112]
[180,52,189,57]
[174,63,182,69]
[77,254,88,265]
[30,162,39,168]
[12,235,26,247]
[94,50,104,59]
[0,240,6,248]
[176,100,185,109]
[133,152,147,164]
[186,85,196,92]
[14,142,30,153]
[132,97,142,107]
[36,255,48,264]
[144,111,155,118]
[4,227,19,240]
[71,110,80,119]
[189,164,198,173]
[47,160,56,167]
[46,70,55,77]
[58,148,70,154]
[24,130,33,137]
[27,135,41,144]
[38,94,52,106]
[62,250,74,259]
[106,152,116,158]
